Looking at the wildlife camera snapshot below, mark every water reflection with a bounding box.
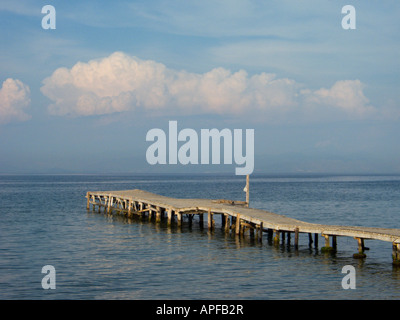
[89,208,391,275]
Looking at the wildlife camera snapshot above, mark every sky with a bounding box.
[0,0,399,174]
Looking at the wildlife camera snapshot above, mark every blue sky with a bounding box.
[0,0,399,174]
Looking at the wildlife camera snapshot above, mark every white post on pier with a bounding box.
[243,174,250,207]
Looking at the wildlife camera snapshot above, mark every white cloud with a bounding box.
[303,80,375,117]
[0,78,31,124]
[40,51,375,121]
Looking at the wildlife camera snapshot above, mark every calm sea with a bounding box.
[1,173,400,300]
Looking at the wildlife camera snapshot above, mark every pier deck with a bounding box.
[86,189,400,264]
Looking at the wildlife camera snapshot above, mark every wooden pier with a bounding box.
[86,189,400,265]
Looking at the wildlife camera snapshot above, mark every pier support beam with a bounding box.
[392,243,400,265]
[156,206,161,223]
[267,229,273,242]
[86,192,90,210]
[308,233,313,247]
[167,208,173,226]
[273,230,280,244]
[294,228,299,249]
[224,214,230,233]
[257,222,263,243]
[128,200,132,218]
[249,223,255,238]
[245,174,249,207]
[199,213,204,229]
[208,209,214,231]
[177,212,182,227]
[332,235,337,250]
[321,234,334,253]
[235,214,241,235]
[107,195,112,214]
[353,237,367,259]
[188,214,193,227]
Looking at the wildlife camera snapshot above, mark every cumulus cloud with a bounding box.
[302,80,375,117]
[40,51,374,120]
[0,78,31,124]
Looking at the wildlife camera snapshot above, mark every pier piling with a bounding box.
[354,237,367,259]
[392,243,400,265]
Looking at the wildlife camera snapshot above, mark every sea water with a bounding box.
[1,174,400,299]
